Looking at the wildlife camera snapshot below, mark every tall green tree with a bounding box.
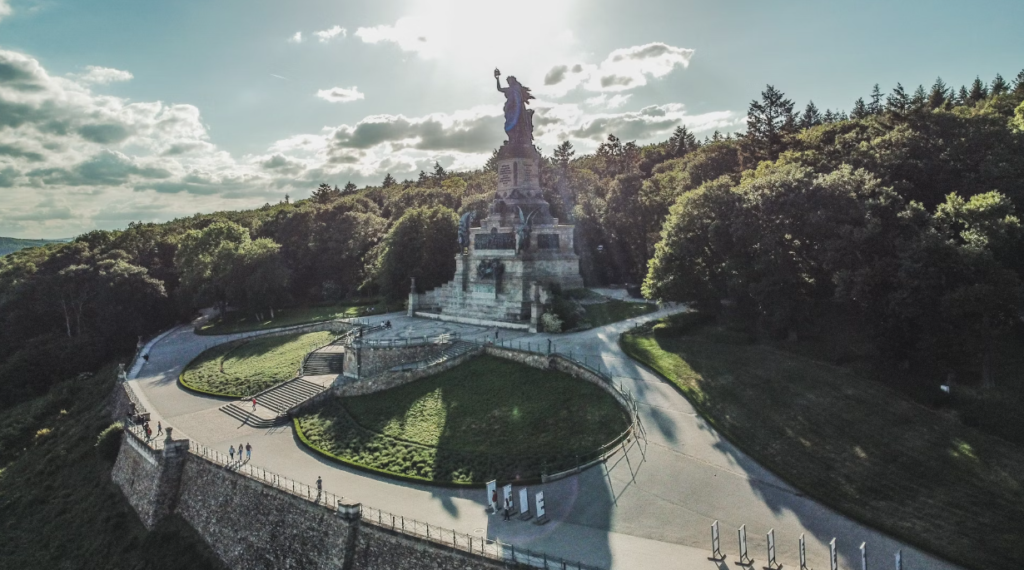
[850,98,870,119]
[868,84,884,115]
[799,101,823,129]
[311,183,340,204]
[990,73,1009,96]
[174,220,250,314]
[928,77,949,109]
[968,76,988,103]
[886,83,910,116]
[369,206,458,299]
[746,85,796,161]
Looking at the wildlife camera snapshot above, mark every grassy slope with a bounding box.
[180,331,334,397]
[581,299,657,328]
[620,322,1024,570]
[195,300,399,335]
[295,355,630,483]
[0,364,224,570]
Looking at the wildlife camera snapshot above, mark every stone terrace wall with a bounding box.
[352,524,503,570]
[111,429,189,529]
[176,455,353,569]
[112,433,508,570]
[111,431,163,527]
[334,346,482,398]
[358,344,444,377]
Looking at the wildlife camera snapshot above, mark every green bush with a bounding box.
[95,422,124,462]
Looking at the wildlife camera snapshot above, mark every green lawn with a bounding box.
[0,364,224,569]
[581,299,657,328]
[295,355,630,484]
[180,331,334,397]
[196,299,399,335]
[621,317,1024,570]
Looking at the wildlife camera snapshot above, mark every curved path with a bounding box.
[129,307,959,570]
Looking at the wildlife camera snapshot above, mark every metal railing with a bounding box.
[355,331,459,348]
[360,505,600,570]
[188,440,343,508]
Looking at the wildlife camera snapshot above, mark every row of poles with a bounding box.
[710,521,907,570]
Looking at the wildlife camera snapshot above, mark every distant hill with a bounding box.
[0,237,68,256]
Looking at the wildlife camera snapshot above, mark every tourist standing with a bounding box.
[229,445,235,462]
[503,496,511,521]
[245,442,252,460]
[491,488,498,512]
[239,443,244,462]
[316,476,323,496]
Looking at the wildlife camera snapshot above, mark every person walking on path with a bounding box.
[317,476,323,492]
[239,443,244,462]
[229,445,235,462]
[245,442,251,460]
[503,496,511,521]
[251,398,257,412]
[156,421,163,437]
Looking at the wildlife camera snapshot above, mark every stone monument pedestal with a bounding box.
[411,140,582,330]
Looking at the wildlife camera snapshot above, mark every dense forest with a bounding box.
[2,71,1023,416]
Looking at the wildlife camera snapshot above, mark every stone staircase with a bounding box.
[390,341,480,372]
[219,378,329,428]
[303,348,344,375]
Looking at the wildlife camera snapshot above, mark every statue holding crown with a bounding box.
[495,69,535,145]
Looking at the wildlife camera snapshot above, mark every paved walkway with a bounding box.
[129,307,960,570]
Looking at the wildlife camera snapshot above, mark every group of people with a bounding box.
[228,442,252,463]
[128,414,163,443]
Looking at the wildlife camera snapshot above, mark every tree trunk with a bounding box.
[60,298,72,338]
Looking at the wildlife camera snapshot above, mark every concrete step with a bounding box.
[219,402,283,428]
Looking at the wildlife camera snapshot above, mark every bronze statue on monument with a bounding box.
[495,68,535,144]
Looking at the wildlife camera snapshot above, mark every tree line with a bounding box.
[1,70,1022,405]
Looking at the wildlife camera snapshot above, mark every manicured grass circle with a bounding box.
[180,331,335,397]
[294,355,631,484]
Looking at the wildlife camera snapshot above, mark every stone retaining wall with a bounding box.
[352,525,503,570]
[334,346,482,398]
[111,432,506,570]
[111,429,189,529]
[357,344,445,377]
[176,455,354,569]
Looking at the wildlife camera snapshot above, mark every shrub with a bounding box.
[95,422,124,462]
[540,312,563,333]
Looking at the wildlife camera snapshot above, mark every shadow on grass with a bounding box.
[622,328,1024,570]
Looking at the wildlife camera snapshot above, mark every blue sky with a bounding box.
[0,0,1022,238]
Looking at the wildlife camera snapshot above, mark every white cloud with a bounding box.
[585,94,632,109]
[539,42,695,95]
[0,0,10,23]
[314,25,346,43]
[0,49,288,237]
[0,43,734,238]
[316,86,365,104]
[355,18,434,57]
[72,65,134,84]
[288,31,303,44]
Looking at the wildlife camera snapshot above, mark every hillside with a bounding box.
[0,237,67,256]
